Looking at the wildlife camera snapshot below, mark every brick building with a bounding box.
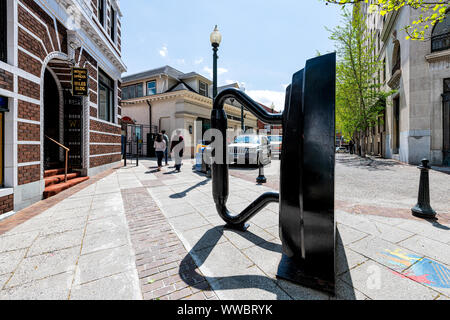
[0,0,126,216]
[257,103,282,135]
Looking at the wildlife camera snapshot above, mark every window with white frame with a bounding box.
[110,7,116,42]
[98,69,114,123]
[98,0,105,27]
[147,81,156,96]
[199,81,208,97]
[122,83,143,100]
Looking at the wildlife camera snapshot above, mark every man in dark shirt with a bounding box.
[161,130,169,166]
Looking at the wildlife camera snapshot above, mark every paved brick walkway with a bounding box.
[121,186,217,300]
[0,157,448,300]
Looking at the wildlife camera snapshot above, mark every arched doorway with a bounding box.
[42,57,84,172]
[43,68,61,170]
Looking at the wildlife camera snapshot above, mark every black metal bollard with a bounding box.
[412,159,437,219]
[256,157,267,184]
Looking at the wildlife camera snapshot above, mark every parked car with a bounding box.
[336,146,347,153]
[228,135,271,165]
[268,135,282,158]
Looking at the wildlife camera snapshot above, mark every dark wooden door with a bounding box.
[443,92,450,166]
[64,91,83,170]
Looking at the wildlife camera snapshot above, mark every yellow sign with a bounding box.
[72,68,89,96]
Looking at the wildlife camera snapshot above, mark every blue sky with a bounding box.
[120,0,342,110]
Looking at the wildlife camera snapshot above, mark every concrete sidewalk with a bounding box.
[0,158,449,300]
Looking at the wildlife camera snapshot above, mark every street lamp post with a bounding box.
[210,25,222,99]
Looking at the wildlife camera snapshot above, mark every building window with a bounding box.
[444,78,450,94]
[110,8,116,42]
[0,0,7,62]
[199,81,208,97]
[98,69,114,122]
[98,0,105,27]
[0,110,4,187]
[147,81,156,96]
[122,83,143,100]
[392,41,401,76]
[431,13,449,52]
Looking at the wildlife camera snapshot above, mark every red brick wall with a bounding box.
[17,4,53,53]
[90,144,121,156]
[0,194,14,216]
[18,122,40,141]
[18,27,47,60]
[18,50,42,77]
[90,132,121,144]
[18,144,40,163]
[0,69,14,92]
[18,164,40,185]
[18,100,40,121]
[90,119,121,135]
[90,154,121,168]
[18,77,40,100]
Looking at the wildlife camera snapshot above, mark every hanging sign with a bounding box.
[72,67,89,96]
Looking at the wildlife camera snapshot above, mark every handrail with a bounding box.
[45,135,70,183]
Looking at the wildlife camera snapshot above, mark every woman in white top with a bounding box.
[154,134,167,171]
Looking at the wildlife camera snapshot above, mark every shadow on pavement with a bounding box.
[170,179,210,199]
[179,226,355,300]
[336,155,400,171]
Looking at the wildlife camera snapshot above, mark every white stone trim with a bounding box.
[18,1,55,51]
[89,130,121,137]
[17,24,48,56]
[90,116,121,128]
[17,118,40,125]
[18,161,41,167]
[90,152,121,158]
[0,211,16,222]
[0,188,14,198]
[90,142,121,146]
[17,141,41,145]
[18,46,43,64]
[0,61,40,84]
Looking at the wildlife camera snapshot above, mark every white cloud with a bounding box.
[246,90,285,111]
[159,45,168,57]
[225,80,247,89]
[194,57,204,65]
[176,58,186,65]
[203,66,228,78]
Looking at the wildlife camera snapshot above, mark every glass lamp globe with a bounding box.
[210,25,222,47]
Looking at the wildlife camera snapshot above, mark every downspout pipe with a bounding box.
[211,88,283,230]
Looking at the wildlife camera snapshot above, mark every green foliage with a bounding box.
[323,0,449,40]
[329,6,394,140]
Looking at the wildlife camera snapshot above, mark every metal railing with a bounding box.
[45,136,70,183]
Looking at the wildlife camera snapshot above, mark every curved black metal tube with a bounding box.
[214,88,283,124]
[211,88,282,230]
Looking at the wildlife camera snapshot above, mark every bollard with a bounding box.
[256,157,267,184]
[412,159,437,219]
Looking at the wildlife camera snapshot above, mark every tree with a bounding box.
[323,0,449,40]
[329,6,394,156]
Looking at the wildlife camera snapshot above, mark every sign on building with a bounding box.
[72,67,89,96]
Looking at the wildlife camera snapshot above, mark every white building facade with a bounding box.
[363,3,449,166]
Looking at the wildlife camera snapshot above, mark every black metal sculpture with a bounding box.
[210,53,336,295]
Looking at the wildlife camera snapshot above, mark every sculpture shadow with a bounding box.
[169,179,210,199]
[178,225,356,300]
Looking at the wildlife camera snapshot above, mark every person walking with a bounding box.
[161,130,170,166]
[154,134,166,171]
[171,130,185,172]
